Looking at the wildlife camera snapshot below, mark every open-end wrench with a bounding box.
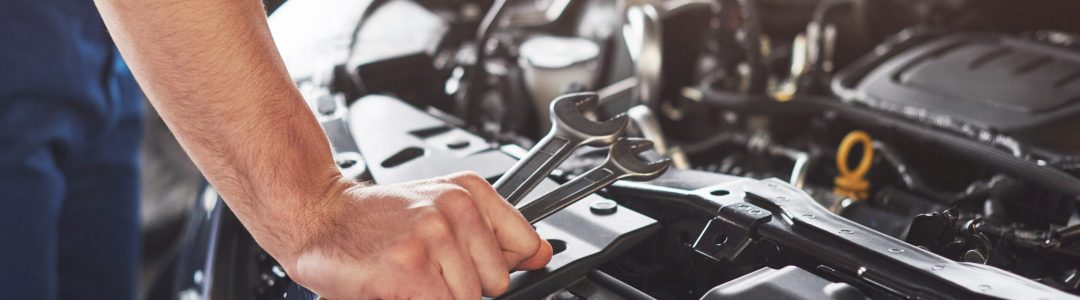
[494,92,629,205]
[519,138,670,224]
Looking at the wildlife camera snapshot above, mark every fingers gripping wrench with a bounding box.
[493,92,628,205]
[518,138,670,224]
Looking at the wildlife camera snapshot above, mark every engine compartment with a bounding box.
[154,0,1080,299]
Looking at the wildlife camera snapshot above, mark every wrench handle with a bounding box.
[494,134,574,205]
[519,166,619,224]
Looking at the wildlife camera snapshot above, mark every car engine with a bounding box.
[151,0,1080,299]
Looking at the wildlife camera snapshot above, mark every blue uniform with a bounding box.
[0,0,142,299]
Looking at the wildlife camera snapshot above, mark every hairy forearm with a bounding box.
[95,0,343,263]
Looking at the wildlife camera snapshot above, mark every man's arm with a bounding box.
[97,0,338,262]
[94,0,551,298]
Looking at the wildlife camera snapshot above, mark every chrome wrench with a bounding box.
[519,138,670,224]
[494,92,628,205]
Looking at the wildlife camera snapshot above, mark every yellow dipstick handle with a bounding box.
[834,130,874,200]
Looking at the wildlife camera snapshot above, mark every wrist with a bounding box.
[256,169,360,271]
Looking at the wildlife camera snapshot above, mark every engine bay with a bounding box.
[156,0,1080,299]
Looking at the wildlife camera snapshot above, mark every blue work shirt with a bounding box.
[0,0,142,299]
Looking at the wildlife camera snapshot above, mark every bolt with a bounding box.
[888,248,904,254]
[590,199,618,215]
[446,140,470,150]
[337,159,357,168]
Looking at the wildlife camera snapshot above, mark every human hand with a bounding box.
[279,172,553,299]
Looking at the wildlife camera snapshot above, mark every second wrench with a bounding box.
[519,138,670,224]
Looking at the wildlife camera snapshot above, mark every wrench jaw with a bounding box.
[548,92,629,146]
[518,137,672,224]
[609,138,671,182]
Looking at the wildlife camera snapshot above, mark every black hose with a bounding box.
[829,99,1080,198]
[874,141,994,204]
[734,0,768,93]
[873,141,929,192]
[586,270,657,300]
[677,131,750,155]
[975,220,1059,249]
[462,0,510,127]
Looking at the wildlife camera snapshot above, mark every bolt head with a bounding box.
[590,199,618,215]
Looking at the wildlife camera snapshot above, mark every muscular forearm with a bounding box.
[95,0,341,265]
[96,0,553,297]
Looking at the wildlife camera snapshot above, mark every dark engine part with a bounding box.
[339,0,450,106]
[607,169,1075,299]
[834,32,1080,157]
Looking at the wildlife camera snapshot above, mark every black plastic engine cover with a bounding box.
[836,33,1080,154]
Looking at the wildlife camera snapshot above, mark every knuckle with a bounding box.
[445,171,489,189]
[414,210,453,238]
[386,239,430,269]
[441,184,472,198]
[457,171,486,183]
[434,187,475,209]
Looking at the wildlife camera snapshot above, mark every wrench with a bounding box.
[519,138,670,224]
[494,92,628,205]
